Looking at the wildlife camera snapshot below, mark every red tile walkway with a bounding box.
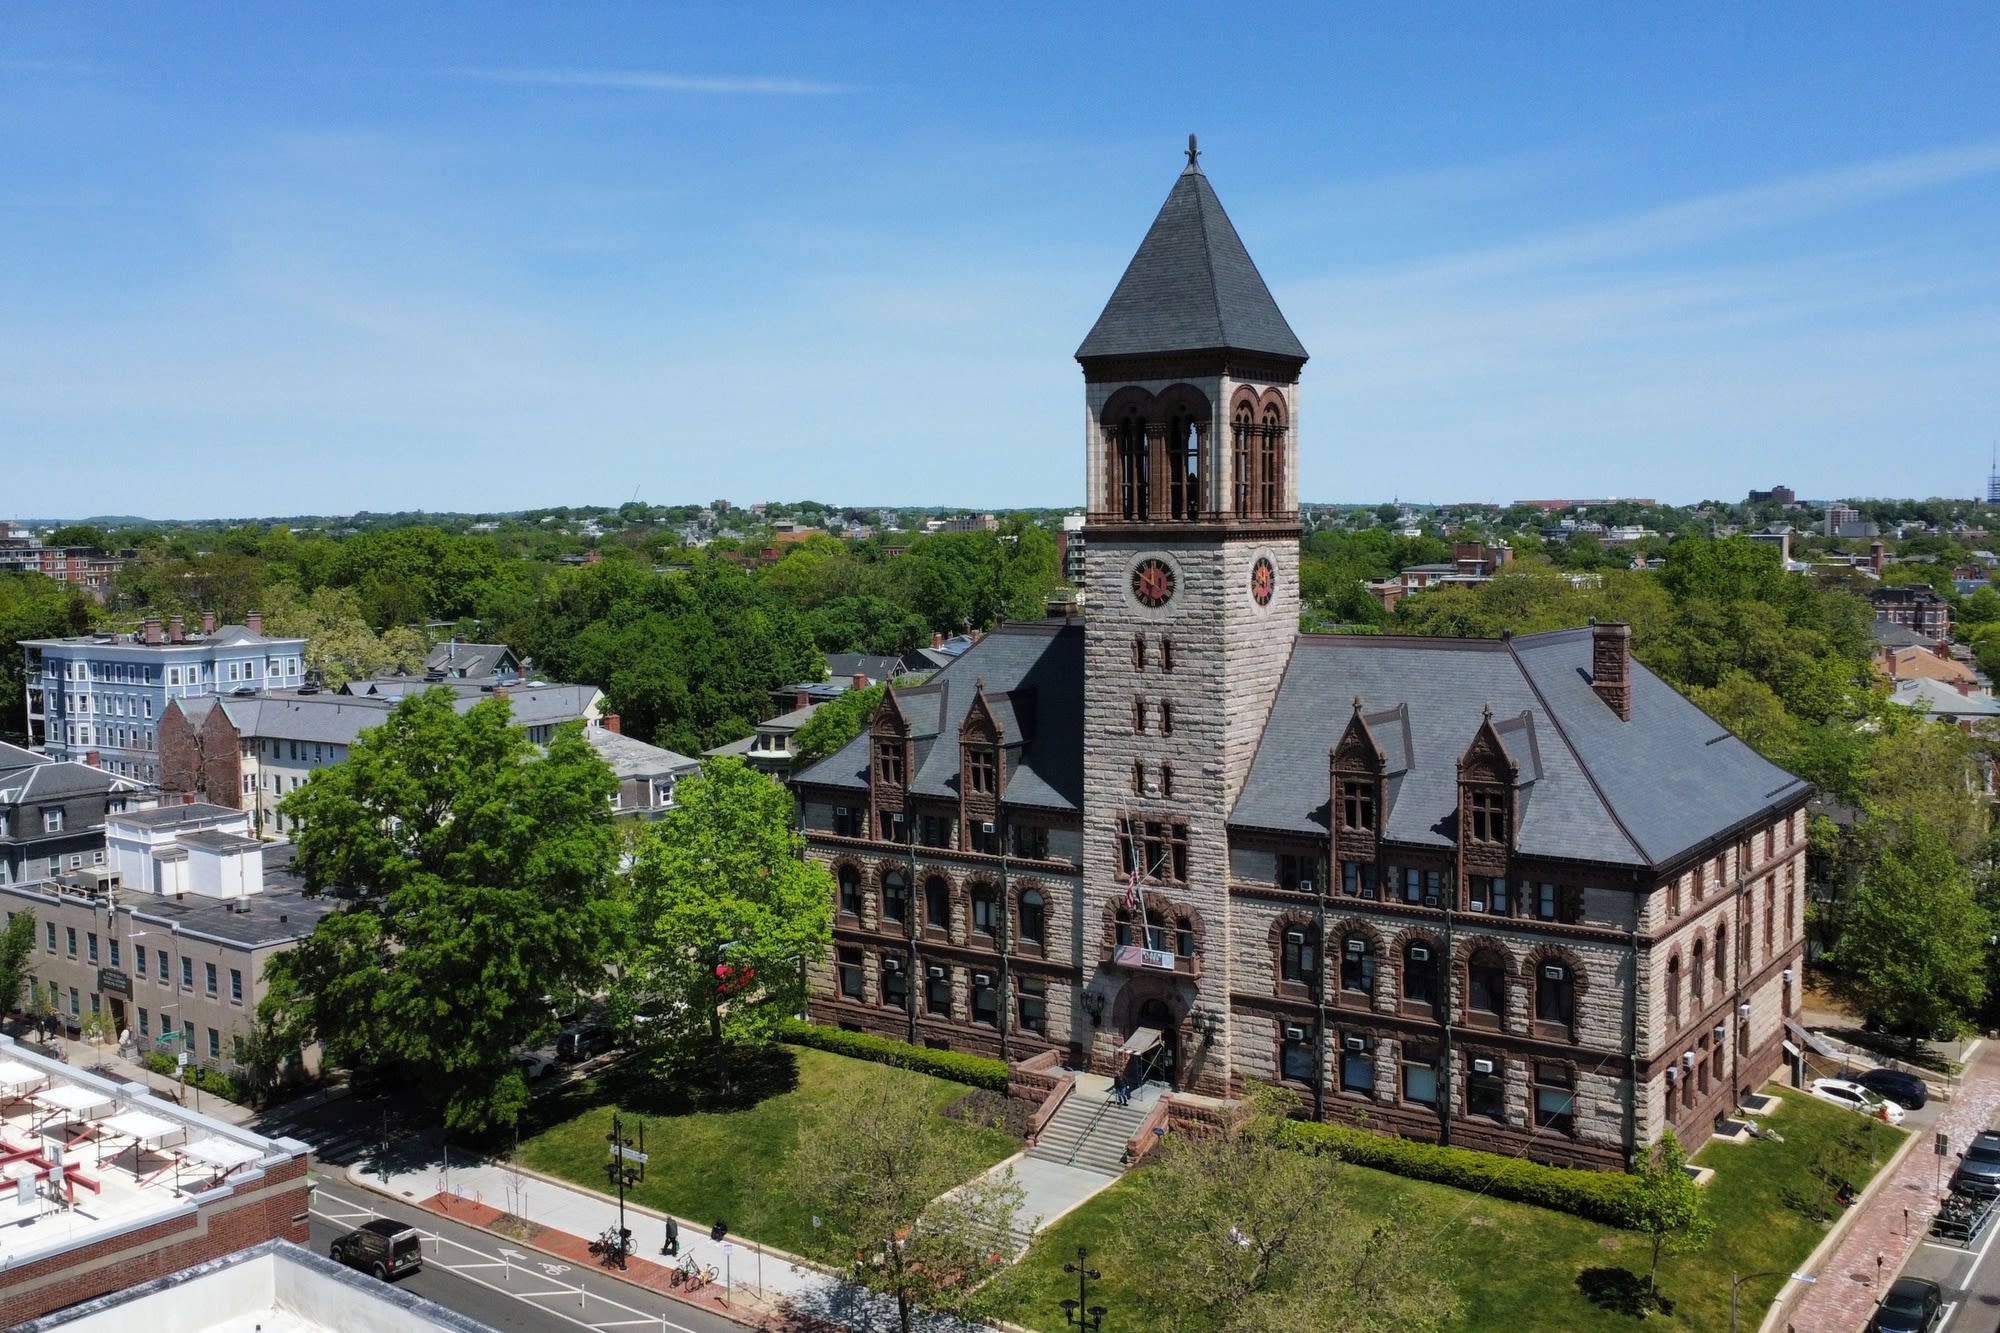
[1784,1040,2000,1332]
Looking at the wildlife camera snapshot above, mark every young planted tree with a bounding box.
[786,1080,1022,1333]
[1838,820,1990,1051]
[1133,1087,1460,1333]
[621,757,833,1093]
[262,690,622,1131]
[1629,1131,1713,1313]
[0,909,37,1013]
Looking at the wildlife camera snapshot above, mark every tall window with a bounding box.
[1341,861,1377,898]
[1340,935,1375,997]
[1764,890,1775,960]
[1402,941,1438,1008]
[1132,698,1147,734]
[1018,889,1046,947]
[1341,1036,1375,1093]
[1691,939,1705,1003]
[874,739,904,785]
[1131,760,1146,796]
[1258,406,1282,516]
[1467,950,1506,1023]
[1159,764,1174,799]
[1533,1063,1574,1133]
[881,958,907,1010]
[1160,699,1174,736]
[1277,853,1320,891]
[1282,1027,1316,1083]
[1666,955,1681,1022]
[1132,633,1146,670]
[1535,962,1574,1030]
[972,974,999,1027]
[966,749,997,796]
[926,966,952,1015]
[1401,1040,1438,1106]
[838,949,863,1000]
[1231,404,1253,517]
[924,876,950,931]
[971,886,998,938]
[1114,411,1149,519]
[882,871,908,927]
[1280,927,1317,984]
[1339,781,1376,831]
[838,867,861,917]
[1018,977,1048,1035]
[1159,637,1175,671]
[1466,1059,1505,1119]
[1468,790,1507,843]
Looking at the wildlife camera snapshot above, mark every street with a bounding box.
[309,1178,755,1333]
[1881,1114,2000,1332]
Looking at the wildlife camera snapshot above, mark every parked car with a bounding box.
[330,1218,424,1281]
[1856,1067,1931,1110]
[512,1048,557,1081]
[1809,1078,1907,1124]
[557,1023,614,1062]
[1868,1275,1943,1332]
[1950,1131,2000,1197]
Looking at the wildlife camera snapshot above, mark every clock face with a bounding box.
[1251,558,1276,606]
[1131,558,1177,609]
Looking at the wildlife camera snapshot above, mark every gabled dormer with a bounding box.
[1455,705,1519,890]
[959,680,1005,853]
[868,687,914,842]
[1330,697,1384,864]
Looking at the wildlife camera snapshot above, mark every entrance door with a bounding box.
[1136,998,1179,1089]
[108,997,126,1039]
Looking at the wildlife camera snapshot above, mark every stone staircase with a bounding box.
[1026,1079,1159,1177]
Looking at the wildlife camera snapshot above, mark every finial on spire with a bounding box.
[1185,133,1201,172]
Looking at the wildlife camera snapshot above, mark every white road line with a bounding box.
[1938,1299,1960,1329]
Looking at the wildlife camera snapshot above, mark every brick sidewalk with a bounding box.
[1785,1041,2000,1332]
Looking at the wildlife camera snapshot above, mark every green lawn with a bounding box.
[988,1086,1905,1331]
[513,1045,1020,1255]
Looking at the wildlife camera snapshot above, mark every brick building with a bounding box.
[793,146,1811,1169]
[0,1037,311,1326]
[1869,584,1951,641]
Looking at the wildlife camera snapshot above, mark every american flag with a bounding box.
[1123,871,1139,912]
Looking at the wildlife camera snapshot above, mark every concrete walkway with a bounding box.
[340,1139,1008,1332]
[1784,1038,2000,1332]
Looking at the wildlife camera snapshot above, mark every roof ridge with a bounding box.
[1190,174,1224,343]
[1502,635,1648,865]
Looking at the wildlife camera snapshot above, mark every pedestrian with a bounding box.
[1114,1072,1129,1107]
[662,1216,679,1256]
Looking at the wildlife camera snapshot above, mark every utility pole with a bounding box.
[605,1112,645,1269]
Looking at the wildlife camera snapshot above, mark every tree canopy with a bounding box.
[262,690,623,1130]
[1836,821,1990,1048]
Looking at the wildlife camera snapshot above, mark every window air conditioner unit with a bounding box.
[1361,887,1377,900]
[835,806,849,817]
[1665,1068,1677,1087]
[1738,1001,1752,1018]
[1714,1025,1727,1043]
[1682,1051,1697,1070]
[883,958,902,972]
[1298,879,1313,893]
[1343,1035,1368,1052]
[1542,965,1565,981]
[1468,901,1485,913]
[1284,1025,1307,1042]
[1471,1058,1495,1075]
[1409,946,1430,962]
[973,973,993,987]
[1345,938,1365,955]
[1424,894,1440,907]
[928,966,945,979]
[1284,930,1305,945]
[981,821,996,834]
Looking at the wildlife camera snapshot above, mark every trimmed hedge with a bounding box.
[1278,1119,1643,1228]
[777,1020,1010,1092]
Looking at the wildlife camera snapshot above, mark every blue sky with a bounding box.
[3,4,1998,518]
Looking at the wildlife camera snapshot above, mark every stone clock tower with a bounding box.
[1076,139,1307,1094]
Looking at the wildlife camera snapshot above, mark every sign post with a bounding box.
[1937,1132,1950,1199]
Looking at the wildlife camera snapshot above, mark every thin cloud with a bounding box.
[453,67,854,95]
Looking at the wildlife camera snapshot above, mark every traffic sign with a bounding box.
[608,1143,649,1164]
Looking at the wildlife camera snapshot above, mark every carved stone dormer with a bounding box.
[960,679,1005,851]
[868,687,914,841]
[1455,704,1519,882]
[1330,696,1384,870]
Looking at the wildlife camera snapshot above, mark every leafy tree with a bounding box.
[792,684,887,767]
[1837,821,1990,1050]
[1127,1087,1459,1333]
[1628,1131,1712,1313]
[0,576,88,742]
[807,595,929,655]
[0,909,36,1014]
[620,757,833,1092]
[46,524,109,549]
[786,1080,1022,1333]
[262,690,622,1131]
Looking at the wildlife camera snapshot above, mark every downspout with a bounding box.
[1313,867,1327,1123]
[905,801,919,1046]
[1439,849,1456,1149]
[1625,898,1642,1171]
[998,805,1012,1064]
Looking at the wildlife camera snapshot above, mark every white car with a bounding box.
[512,1048,558,1081]
[1810,1077,1906,1124]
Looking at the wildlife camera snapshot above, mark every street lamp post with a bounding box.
[604,1112,645,1269]
[1730,1268,1816,1333]
[1060,1246,1106,1331]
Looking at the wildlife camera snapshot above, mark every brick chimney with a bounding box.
[602,713,621,735]
[201,611,216,636]
[143,615,162,645]
[794,690,812,710]
[85,749,100,768]
[1869,542,1886,575]
[852,672,869,691]
[245,610,263,637]
[932,633,944,649]
[169,615,185,643]
[1590,620,1632,721]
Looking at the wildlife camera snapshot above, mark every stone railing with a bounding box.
[1008,1047,1064,1103]
[1124,1097,1174,1165]
[1025,1073,1076,1150]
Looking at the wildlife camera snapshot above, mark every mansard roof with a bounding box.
[1231,629,1807,868]
[1075,158,1308,366]
[794,622,1084,812]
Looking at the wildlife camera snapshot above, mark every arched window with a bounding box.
[1114,908,1134,948]
[881,870,908,926]
[1018,888,1045,947]
[1535,961,1575,1030]
[1114,410,1149,519]
[1714,926,1727,985]
[1280,924,1317,983]
[1231,403,1254,516]
[1166,407,1201,521]
[1401,940,1438,1009]
[1666,955,1681,1022]
[1691,939,1705,1003]
[1341,935,1376,996]
[971,884,998,938]
[924,875,950,931]
[1466,949,1506,1023]
[1259,405,1283,516]
[837,866,861,918]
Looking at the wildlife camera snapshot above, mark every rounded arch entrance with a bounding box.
[1111,974,1189,1090]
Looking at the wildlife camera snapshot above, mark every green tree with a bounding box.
[0,909,36,1014]
[792,683,887,766]
[1628,1131,1712,1313]
[620,757,833,1093]
[787,1080,1022,1333]
[262,690,622,1131]
[46,524,109,549]
[0,576,88,741]
[1837,821,1990,1050]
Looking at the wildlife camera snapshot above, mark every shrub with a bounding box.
[777,1020,1010,1092]
[1278,1120,1644,1228]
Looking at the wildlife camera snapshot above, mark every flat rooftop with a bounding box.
[0,1037,305,1270]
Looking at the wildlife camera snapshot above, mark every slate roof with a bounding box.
[1075,161,1307,364]
[794,622,1084,812]
[1231,629,1808,869]
[585,727,700,780]
[0,741,145,805]
[826,653,905,684]
[169,684,600,749]
[1889,677,2000,719]
[423,641,519,679]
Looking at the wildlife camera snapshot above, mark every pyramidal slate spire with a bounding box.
[1076,137,1308,365]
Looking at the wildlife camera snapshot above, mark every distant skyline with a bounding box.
[2,5,1997,518]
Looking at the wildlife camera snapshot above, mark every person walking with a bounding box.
[1113,1072,1130,1107]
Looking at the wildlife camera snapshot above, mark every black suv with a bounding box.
[331,1218,424,1280]
[1858,1067,1930,1110]
[1869,1275,1943,1332]
[557,1022,615,1061]
[1950,1131,2000,1198]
